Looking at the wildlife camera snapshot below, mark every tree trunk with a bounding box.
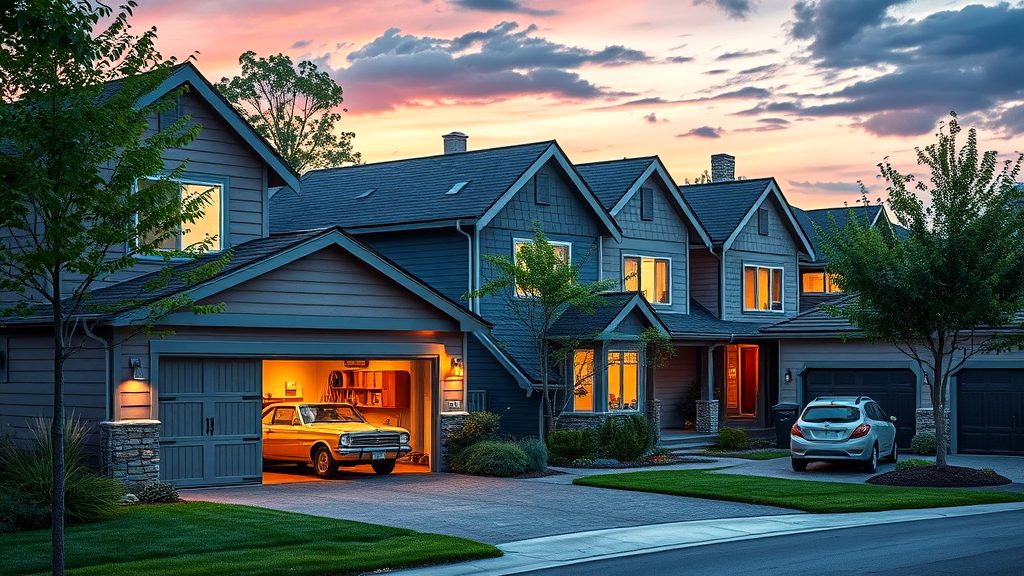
[51,271,66,576]
[932,349,948,469]
[540,339,555,435]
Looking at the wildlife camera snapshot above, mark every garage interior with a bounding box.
[262,358,434,481]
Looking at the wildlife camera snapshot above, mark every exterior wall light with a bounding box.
[129,357,146,381]
[450,357,464,378]
[785,369,793,384]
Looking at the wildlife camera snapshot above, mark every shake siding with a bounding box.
[689,248,720,316]
[603,175,690,313]
[467,336,541,437]
[722,197,799,322]
[654,346,699,428]
[195,246,458,327]
[359,229,470,304]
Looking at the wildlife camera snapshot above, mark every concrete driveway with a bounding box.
[183,470,787,545]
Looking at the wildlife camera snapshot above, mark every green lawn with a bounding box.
[0,502,500,576]
[705,449,791,460]
[574,469,1024,513]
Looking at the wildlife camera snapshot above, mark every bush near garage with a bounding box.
[716,427,748,450]
[517,438,548,472]
[444,412,501,467]
[450,441,530,477]
[546,429,596,463]
[136,481,180,504]
[911,433,937,455]
[597,415,653,462]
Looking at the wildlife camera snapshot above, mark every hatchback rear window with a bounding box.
[802,406,860,423]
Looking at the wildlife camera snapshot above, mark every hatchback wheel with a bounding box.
[314,447,338,478]
[888,442,898,464]
[863,444,878,473]
[371,459,396,476]
[791,458,808,472]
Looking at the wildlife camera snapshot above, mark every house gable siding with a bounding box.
[689,248,720,316]
[358,229,470,305]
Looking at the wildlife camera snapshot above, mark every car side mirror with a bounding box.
[292,418,301,426]
[890,416,897,422]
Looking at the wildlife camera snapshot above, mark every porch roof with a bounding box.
[659,301,768,339]
[549,292,669,339]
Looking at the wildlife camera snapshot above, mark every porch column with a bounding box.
[696,346,720,434]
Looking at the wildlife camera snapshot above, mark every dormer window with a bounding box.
[135,177,223,253]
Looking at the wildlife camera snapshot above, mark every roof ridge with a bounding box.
[679,176,775,189]
[576,156,657,167]
[302,140,556,176]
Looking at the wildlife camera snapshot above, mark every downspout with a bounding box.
[473,226,481,313]
[81,321,112,421]
[719,248,726,319]
[455,220,473,313]
[597,236,604,280]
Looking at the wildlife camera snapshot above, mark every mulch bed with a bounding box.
[555,456,716,470]
[867,465,1011,488]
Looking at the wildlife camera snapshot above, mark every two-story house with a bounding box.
[0,65,490,487]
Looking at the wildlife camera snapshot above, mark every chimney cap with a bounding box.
[443,131,468,139]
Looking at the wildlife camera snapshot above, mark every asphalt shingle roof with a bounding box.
[679,178,773,244]
[549,292,639,338]
[659,301,767,338]
[576,157,655,210]
[794,205,884,263]
[270,141,554,232]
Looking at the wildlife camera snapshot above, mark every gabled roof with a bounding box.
[138,62,300,191]
[794,204,891,264]
[577,157,713,249]
[680,177,815,259]
[271,141,622,241]
[2,228,490,333]
[549,292,669,339]
[659,300,767,339]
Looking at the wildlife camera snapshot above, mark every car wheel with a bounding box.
[888,442,898,464]
[863,444,878,473]
[314,447,338,478]
[371,459,397,476]
[791,458,808,472]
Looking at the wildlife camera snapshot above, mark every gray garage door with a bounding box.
[158,358,263,487]
[804,369,917,448]
[958,370,1024,455]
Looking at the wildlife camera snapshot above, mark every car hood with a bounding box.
[306,422,408,435]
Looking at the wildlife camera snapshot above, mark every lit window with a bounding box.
[801,272,842,294]
[607,351,640,411]
[136,178,222,252]
[513,238,570,297]
[743,265,783,312]
[572,350,595,412]
[623,256,670,304]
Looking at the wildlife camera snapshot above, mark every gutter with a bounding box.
[455,220,474,313]
[81,320,113,421]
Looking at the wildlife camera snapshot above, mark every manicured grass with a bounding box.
[574,469,1024,513]
[705,449,791,460]
[0,501,500,576]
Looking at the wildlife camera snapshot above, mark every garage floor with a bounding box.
[263,463,430,485]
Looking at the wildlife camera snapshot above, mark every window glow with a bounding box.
[623,256,670,304]
[137,178,222,252]
[573,349,594,412]
[743,265,783,312]
[801,272,843,294]
[513,239,570,297]
[607,351,640,411]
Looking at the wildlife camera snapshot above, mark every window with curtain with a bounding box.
[136,178,223,252]
[572,350,595,412]
[623,256,670,304]
[743,265,783,312]
[607,351,640,411]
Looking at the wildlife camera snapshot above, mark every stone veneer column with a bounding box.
[648,399,662,443]
[439,413,468,472]
[695,400,720,434]
[99,420,160,487]
[915,408,951,453]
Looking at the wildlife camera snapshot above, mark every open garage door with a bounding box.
[158,358,263,487]
[958,370,1024,455]
[804,369,916,448]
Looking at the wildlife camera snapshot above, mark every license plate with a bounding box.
[372,451,385,460]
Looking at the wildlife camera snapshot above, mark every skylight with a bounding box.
[446,181,469,195]
[356,189,375,199]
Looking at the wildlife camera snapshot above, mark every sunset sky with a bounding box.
[133,0,1024,208]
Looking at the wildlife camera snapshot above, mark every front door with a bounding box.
[740,346,759,415]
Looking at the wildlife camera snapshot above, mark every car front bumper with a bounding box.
[791,435,874,461]
[333,445,412,462]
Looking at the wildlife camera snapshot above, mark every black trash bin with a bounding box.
[771,403,800,449]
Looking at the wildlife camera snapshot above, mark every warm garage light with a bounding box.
[450,357,464,378]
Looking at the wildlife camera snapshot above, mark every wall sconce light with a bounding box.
[785,369,793,384]
[450,357,464,378]
[129,357,146,381]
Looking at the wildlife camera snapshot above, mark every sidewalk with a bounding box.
[395,502,1024,576]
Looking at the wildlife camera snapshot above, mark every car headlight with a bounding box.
[399,433,410,444]
[339,433,352,447]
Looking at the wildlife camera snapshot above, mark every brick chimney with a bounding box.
[711,153,735,182]
[443,131,468,154]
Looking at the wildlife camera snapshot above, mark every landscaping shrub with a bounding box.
[0,416,125,527]
[896,459,933,471]
[716,427,748,450]
[911,433,937,455]
[598,415,652,462]
[136,481,180,504]
[546,429,596,462]
[444,412,501,464]
[451,441,529,477]
[517,438,548,472]
[0,487,48,533]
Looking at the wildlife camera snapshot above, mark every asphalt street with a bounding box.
[522,509,1024,575]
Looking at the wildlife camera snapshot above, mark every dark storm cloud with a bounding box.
[451,0,558,16]
[336,22,648,112]
[788,2,1024,136]
[693,0,755,20]
[678,126,724,138]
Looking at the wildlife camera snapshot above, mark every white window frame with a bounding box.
[622,254,672,306]
[606,349,643,412]
[512,237,572,299]
[570,348,596,413]
[742,264,784,313]
[133,175,227,257]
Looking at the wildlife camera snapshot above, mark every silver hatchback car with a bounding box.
[790,396,898,473]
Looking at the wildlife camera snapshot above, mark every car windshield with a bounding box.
[299,404,364,424]
[803,406,860,423]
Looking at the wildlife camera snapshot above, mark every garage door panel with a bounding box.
[204,360,260,395]
[160,401,204,438]
[213,400,262,436]
[957,369,1024,455]
[213,441,261,482]
[160,360,204,395]
[804,369,917,448]
[160,444,205,486]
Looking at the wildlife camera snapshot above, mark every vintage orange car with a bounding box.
[261,402,411,477]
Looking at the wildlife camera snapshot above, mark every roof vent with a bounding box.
[446,181,469,195]
[356,189,375,199]
[711,153,735,182]
[443,131,468,155]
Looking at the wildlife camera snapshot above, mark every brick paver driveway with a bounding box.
[184,471,787,544]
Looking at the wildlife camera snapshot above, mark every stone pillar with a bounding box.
[99,420,160,488]
[648,399,662,443]
[439,413,468,472]
[915,408,951,453]
[696,399,720,434]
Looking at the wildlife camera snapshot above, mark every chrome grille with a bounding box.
[350,433,400,447]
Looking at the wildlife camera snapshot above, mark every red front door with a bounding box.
[740,347,759,415]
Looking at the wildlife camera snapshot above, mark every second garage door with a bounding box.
[804,369,917,448]
[957,370,1024,455]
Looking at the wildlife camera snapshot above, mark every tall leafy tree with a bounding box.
[1,2,225,572]
[217,51,360,173]
[820,113,1024,468]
